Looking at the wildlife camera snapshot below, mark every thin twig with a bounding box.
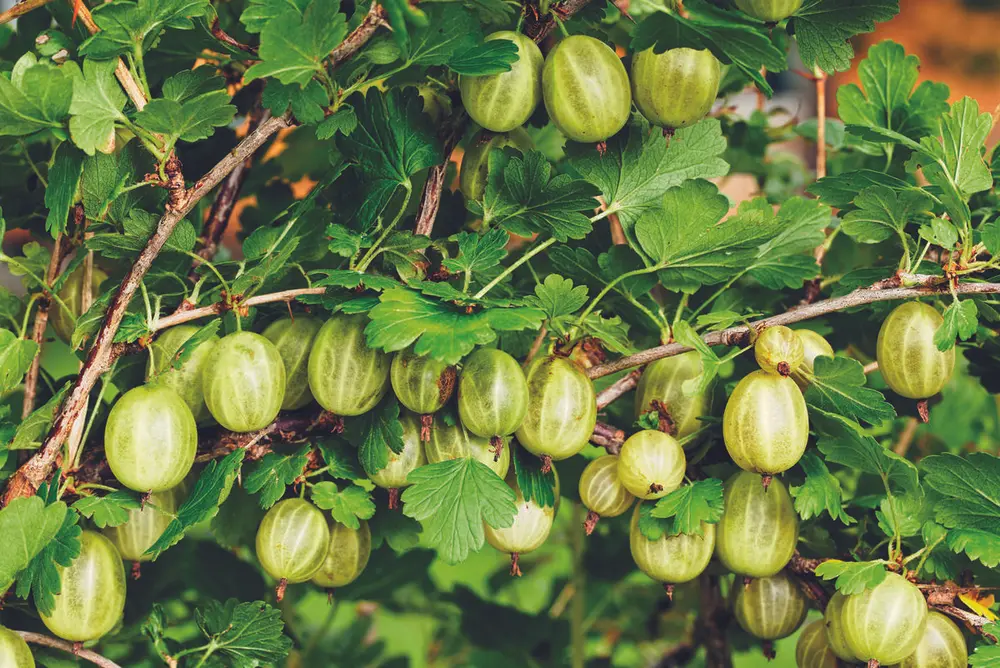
[22,233,69,419]
[210,17,258,55]
[16,631,122,668]
[414,108,467,237]
[330,3,388,68]
[0,0,55,25]
[523,0,593,43]
[586,277,1000,379]
[595,369,641,410]
[893,417,920,456]
[523,325,548,368]
[863,360,879,375]
[153,286,326,331]
[73,1,147,110]
[590,422,625,455]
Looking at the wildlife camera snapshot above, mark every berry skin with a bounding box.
[795,620,839,668]
[390,347,456,416]
[631,47,721,129]
[791,329,835,390]
[0,625,35,667]
[484,468,556,559]
[876,302,956,399]
[542,35,632,143]
[733,0,803,21]
[459,31,543,133]
[457,348,529,441]
[147,324,219,423]
[629,502,714,584]
[50,264,107,344]
[41,531,126,642]
[104,485,184,562]
[841,572,928,665]
[311,520,372,589]
[255,498,330,585]
[262,316,323,411]
[714,471,798,577]
[897,611,968,668]
[633,350,711,440]
[516,355,597,461]
[202,331,287,432]
[369,413,427,490]
[308,314,391,416]
[617,430,686,500]
[732,573,808,640]
[722,370,808,475]
[824,591,858,661]
[459,128,533,202]
[579,455,635,519]
[754,325,805,376]
[104,384,197,493]
[425,417,510,479]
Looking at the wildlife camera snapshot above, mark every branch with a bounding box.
[414,108,467,237]
[587,277,1000,379]
[210,17,258,55]
[523,0,593,43]
[0,0,54,25]
[1,113,293,507]
[153,286,326,331]
[330,3,388,68]
[73,1,148,111]
[590,421,625,454]
[596,369,641,410]
[22,232,71,419]
[16,631,122,668]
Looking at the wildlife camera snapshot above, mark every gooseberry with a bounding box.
[262,315,323,411]
[841,572,928,665]
[876,302,955,400]
[459,31,543,133]
[791,329,834,390]
[629,502,714,585]
[631,47,721,129]
[733,0,803,21]
[203,331,286,432]
[732,572,808,640]
[0,626,34,668]
[311,519,372,589]
[484,468,556,575]
[579,455,635,531]
[633,350,711,440]
[714,471,798,577]
[104,485,184,563]
[723,370,808,475]
[50,264,107,343]
[796,620,839,668]
[617,430,686,500]
[458,128,533,202]
[754,325,805,376]
[308,314,391,416]
[147,324,219,423]
[255,498,330,599]
[425,416,510,478]
[515,355,597,462]
[457,348,528,446]
[897,611,967,668]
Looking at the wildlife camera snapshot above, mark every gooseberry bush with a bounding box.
[3,0,1000,665]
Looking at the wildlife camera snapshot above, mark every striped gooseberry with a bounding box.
[733,0,803,21]
[458,128,533,202]
[390,347,456,432]
[791,329,834,390]
[515,355,597,462]
[459,31,543,133]
[841,572,928,665]
[876,302,956,400]
[631,47,721,129]
[633,350,711,440]
[0,626,33,667]
[723,370,808,475]
[457,348,528,447]
[617,430,686,500]
[714,471,798,577]
[484,468,556,575]
[255,498,330,600]
[425,416,510,479]
[579,455,634,532]
[203,331,286,432]
[104,484,184,563]
[262,315,323,411]
[311,519,372,589]
[308,314,391,416]
[731,572,808,640]
[897,611,968,668]
[146,324,219,423]
[629,502,714,585]
[754,325,805,376]
[796,619,839,668]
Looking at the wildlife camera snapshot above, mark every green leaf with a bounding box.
[649,479,724,536]
[403,4,476,67]
[311,482,375,530]
[512,445,556,509]
[841,185,933,244]
[44,143,84,237]
[9,384,70,451]
[244,0,347,86]
[567,115,728,237]
[580,312,633,355]
[478,150,598,242]
[145,449,245,559]
[808,169,915,209]
[0,497,67,591]
[813,559,888,595]
[401,458,517,564]
[0,53,73,137]
[316,106,358,139]
[262,79,330,126]
[170,319,222,371]
[68,59,128,156]
[134,71,235,145]
[195,599,293,667]
[79,0,211,58]
[448,38,518,75]
[88,210,197,259]
[17,508,81,616]
[6,243,50,291]
[344,396,405,476]
[792,0,899,74]
[790,452,854,525]
[240,0,309,33]
[746,196,830,289]
[524,274,588,321]
[922,453,1000,548]
[935,299,978,351]
[918,217,959,251]
[814,409,919,495]
[0,329,37,396]
[366,288,545,364]
[244,444,312,509]
[805,355,896,427]
[442,228,509,275]
[71,491,142,528]
[971,637,1000,668]
[980,220,1000,256]
[315,438,366,482]
[947,529,1000,569]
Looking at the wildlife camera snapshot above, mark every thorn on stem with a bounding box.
[140,490,152,509]
[275,577,288,602]
[867,660,880,668]
[584,510,600,536]
[510,552,522,577]
[72,641,83,656]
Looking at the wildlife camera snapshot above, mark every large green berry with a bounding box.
[390,347,456,416]
[734,0,803,21]
[41,531,126,642]
[262,316,323,410]
[104,485,184,562]
[791,329,835,390]
[203,331,286,432]
[425,416,510,478]
[617,430,686,500]
[579,455,634,519]
[0,626,34,668]
[484,468,555,558]
[898,611,968,668]
[715,471,798,577]
[631,47,721,129]
[311,520,372,589]
[255,498,330,585]
[796,620,839,668]
[458,348,528,440]
[459,128,533,202]
[542,35,631,143]
[633,351,711,440]
[515,355,597,461]
[824,591,857,661]
[754,325,805,375]
[50,264,107,344]
[629,502,714,584]
[308,314,391,416]
[459,31,543,132]
[723,370,808,475]
[105,384,197,492]
[876,302,955,399]
[732,573,807,640]
[369,413,427,490]
[841,572,928,665]
[147,324,219,423]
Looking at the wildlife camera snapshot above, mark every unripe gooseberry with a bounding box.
[147,324,219,423]
[485,467,556,575]
[714,471,798,577]
[309,314,390,416]
[104,384,197,492]
[617,430,685,500]
[262,316,323,411]
[796,620,839,668]
[876,302,956,400]
[41,531,126,642]
[629,502,714,584]
[458,128,533,202]
[542,35,631,143]
[516,355,597,462]
[203,331,286,432]
[369,413,427,492]
[311,519,372,589]
[633,350,712,440]
[732,573,808,640]
[791,329,834,390]
[734,0,803,21]
[255,498,330,599]
[754,325,805,376]
[425,416,509,479]
[897,611,968,668]
[460,31,543,133]
[0,626,35,667]
[631,47,721,129]
[390,347,457,418]
[104,485,184,563]
[824,590,857,661]
[458,348,528,444]
[841,572,928,665]
[50,264,108,344]
[579,456,635,530]
[723,370,808,475]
